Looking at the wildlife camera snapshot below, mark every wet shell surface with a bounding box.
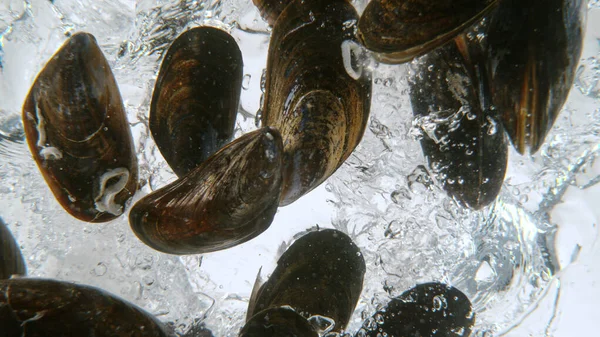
[409,36,507,209]
[129,127,284,255]
[357,282,475,337]
[252,0,289,26]
[21,32,138,223]
[0,278,170,337]
[150,26,243,177]
[486,0,586,154]
[357,0,498,64]
[240,307,318,337]
[0,218,26,280]
[247,229,366,332]
[261,0,372,206]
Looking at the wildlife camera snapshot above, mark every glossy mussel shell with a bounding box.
[486,0,586,154]
[357,282,474,337]
[241,307,318,337]
[252,0,289,25]
[150,26,243,177]
[0,278,169,337]
[129,127,283,255]
[0,218,26,279]
[247,229,366,332]
[262,0,372,206]
[22,32,138,222]
[409,36,507,209]
[357,0,498,63]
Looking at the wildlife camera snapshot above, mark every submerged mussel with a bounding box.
[0,278,170,336]
[22,32,138,222]
[241,307,318,337]
[409,36,507,209]
[0,218,26,279]
[261,0,372,206]
[357,282,475,337]
[486,0,586,154]
[150,27,243,177]
[357,0,498,63]
[129,127,283,255]
[252,0,288,26]
[247,229,366,332]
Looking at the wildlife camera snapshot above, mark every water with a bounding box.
[0,0,599,336]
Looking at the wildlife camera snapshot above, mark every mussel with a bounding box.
[252,0,288,26]
[247,229,366,332]
[22,32,138,222]
[486,0,586,154]
[261,0,372,206]
[357,0,498,64]
[0,218,26,280]
[129,127,283,255]
[240,307,318,337]
[409,36,507,209]
[357,282,474,337]
[0,278,170,336]
[150,27,243,177]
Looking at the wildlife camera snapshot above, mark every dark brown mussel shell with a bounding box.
[357,0,498,64]
[241,307,318,337]
[129,127,283,255]
[0,218,26,280]
[357,282,474,337]
[247,229,366,332]
[150,27,243,177]
[262,0,372,206]
[486,0,586,154]
[409,36,507,209]
[22,32,138,222]
[252,0,289,26]
[0,278,170,337]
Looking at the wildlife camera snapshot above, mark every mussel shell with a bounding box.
[262,0,372,206]
[486,0,586,154]
[22,32,138,222]
[247,229,365,332]
[0,218,26,280]
[409,36,507,209]
[357,0,498,64]
[357,282,474,337]
[129,127,283,255]
[0,278,170,337]
[252,0,289,26]
[150,27,243,177]
[241,307,318,337]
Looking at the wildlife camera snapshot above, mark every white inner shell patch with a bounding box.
[33,101,63,160]
[341,40,363,81]
[94,167,130,216]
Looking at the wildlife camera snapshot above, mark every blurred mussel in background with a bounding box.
[409,35,507,210]
[486,0,587,155]
[246,229,366,334]
[0,218,26,280]
[240,307,319,337]
[357,282,474,337]
[260,0,372,206]
[150,26,243,177]
[21,32,138,223]
[129,127,284,255]
[357,0,498,63]
[0,278,171,337]
[252,0,288,26]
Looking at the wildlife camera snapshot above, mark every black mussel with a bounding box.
[357,0,498,64]
[409,36,507,209]
[252,0,289,26]
[0,278,170,337]
[129,127,283,255]
[262,0,372,206]
[247,229,366,332]
[487,0,586,154]
[22,32,138,222]
[0,218,26,280]
[357,282,474,337]
[240,307,318,337]
[150,27,243,177]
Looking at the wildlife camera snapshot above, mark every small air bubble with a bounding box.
[242,74,251,90]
